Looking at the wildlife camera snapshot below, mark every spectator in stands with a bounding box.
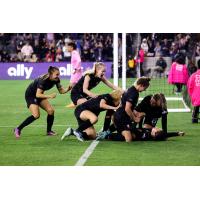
[55,47,63,62]
[30,54,38,62]
[136,48,145,76]
[168,53,189,93]
[161,38,170,56]
[150,55,167,78]
[188,60,197,75]
[169,42,179,61]
[154,42,162,57]
[21,41,34,61]
[141,38,148,54]
[195,44,200,56]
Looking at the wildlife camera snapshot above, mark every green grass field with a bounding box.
[0,79,199,166]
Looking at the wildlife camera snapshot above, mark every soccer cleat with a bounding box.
[73,130,84,142]
[178,131,185,136]
[47,131,57,136]
[61,127,73,141]
[96,130,111,141]
[192,119,198,123]
[14,127,21,139]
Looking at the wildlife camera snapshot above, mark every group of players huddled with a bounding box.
[14,42,187,142]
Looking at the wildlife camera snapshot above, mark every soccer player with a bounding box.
[187,59,200,123]
[99,127,185,142]
[135,93,168,133]
[61,90,122,141]
[113,77,151,142]
[97,93,167,141]
[70,62,120,106]
[14,66,70,138]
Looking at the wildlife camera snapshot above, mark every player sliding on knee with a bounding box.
[61,89,122,142]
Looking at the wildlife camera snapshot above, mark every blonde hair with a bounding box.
[109,89,123,101]
[83,62,105,76]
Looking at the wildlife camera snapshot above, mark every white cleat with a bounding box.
[61,127,73,141]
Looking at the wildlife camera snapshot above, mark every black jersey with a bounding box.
[75,94,114,116]
[25,75,61,97]
[135,95,167,118]
[72,74,102,97]
[115,86,139,119]
[135,95,168,133]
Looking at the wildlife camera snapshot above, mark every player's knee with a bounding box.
[90,116,98,124]
[124,134,132,142]
[47,108,54,115]
[33,113,40,119]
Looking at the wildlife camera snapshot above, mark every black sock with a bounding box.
[47,115,54,132]
[109,124,116,132]
[18,115,37,131]
[103,116,111,131]
[107,133,125,141]
[76,120,92,132]
[192,106,199,119]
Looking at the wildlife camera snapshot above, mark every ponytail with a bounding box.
[134,76,151,88]
[48,66,59,74]
[83,62,105,76]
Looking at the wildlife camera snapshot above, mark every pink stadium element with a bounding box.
[187,69,200,106]
[168,62,189,84]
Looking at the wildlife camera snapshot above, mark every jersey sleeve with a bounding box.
[126,90,138,106]
[135,96,149,112]
[37,79,46,90]
[56,79,62,89]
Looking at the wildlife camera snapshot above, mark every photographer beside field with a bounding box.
[187,59,200,123]
[14,66,70,138]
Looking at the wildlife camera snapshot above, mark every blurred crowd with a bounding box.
[0,33,113,62]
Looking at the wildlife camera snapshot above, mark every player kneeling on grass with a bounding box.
[14,66,70,139]
[112,77,151,142]
[61,89,122,142]
[96,93,168,141]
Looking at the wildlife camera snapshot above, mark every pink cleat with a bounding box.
[47,131,57,136]
[14,128,21,139]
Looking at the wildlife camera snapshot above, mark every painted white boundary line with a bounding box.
[0,124,102,128]
[75,140,99,166]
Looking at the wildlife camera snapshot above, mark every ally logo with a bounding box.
[7,64,33,79]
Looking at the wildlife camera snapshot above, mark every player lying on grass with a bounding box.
[112,77,151,142]
[70,62,120,106]
[61,89,123,141]
[14,66,70,138]
[96,126,185,141]
[97,93,168,142]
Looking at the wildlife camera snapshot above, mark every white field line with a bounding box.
[0,124,102,128]
[75,140,99,166]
